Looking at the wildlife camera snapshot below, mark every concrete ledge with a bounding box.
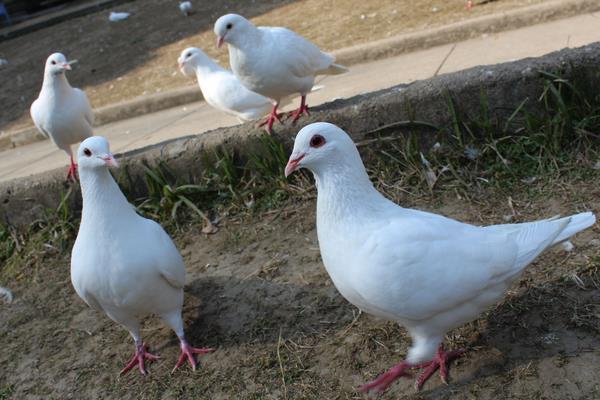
[94,85,202,126]
[2,0,599,151]
[2,42,600,229]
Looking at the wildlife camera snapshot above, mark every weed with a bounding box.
[137,161,218,233]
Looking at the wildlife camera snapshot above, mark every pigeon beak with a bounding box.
[285,153,305,177]
[63,59,77,70]
[100,153,119,168]
[216,35,225,49]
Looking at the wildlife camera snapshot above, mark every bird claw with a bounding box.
[359,362,412,394]
[360,346,465,393]
[414,346,465,391]
[287,104,310,124]
[119,343,159,376]
[171,340,214,373]
[66,162,79,182]
[258,111,284,134]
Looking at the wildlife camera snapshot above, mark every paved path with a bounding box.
[1,12,600,182]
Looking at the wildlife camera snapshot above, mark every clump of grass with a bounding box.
[1,187,78,283]
[364,70,600,200]
[136,161,218,233]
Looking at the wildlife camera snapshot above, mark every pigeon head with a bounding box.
[77,136,119,170]
[45,52,76,75]
[214,14,253,48]
[177,47,206,76]
[285,122,361,177]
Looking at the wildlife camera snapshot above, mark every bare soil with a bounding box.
[1,178,599,399]
[0,0,550,133]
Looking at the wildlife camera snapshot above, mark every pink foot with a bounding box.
[287,95,310,124]
[258,103,284,134]
[413,345,465,391]
[66,158,79,182]
[172,339,214,372]
[359,361,412,393]
[359,345,465,393]
[120,343,160,376]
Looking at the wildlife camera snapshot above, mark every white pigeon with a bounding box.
[178,47,272,122]
[70,136,213,375]
[109,11,130,22]
[179,1,192,16]
[285,122,596,393]
[0,286,13,303]
[214,14,348,133]
[30,53,93,181]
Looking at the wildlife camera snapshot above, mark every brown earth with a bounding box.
[0,0,551,133]
[1,177,599,399]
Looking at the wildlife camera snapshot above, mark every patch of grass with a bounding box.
[0,384,13,400]
[363,70,600,201]
[136,161,218,233]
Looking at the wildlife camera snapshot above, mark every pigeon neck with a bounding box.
[79,167,135,223]
[227,25,262,51]
[193,60,224,84]
[42,71,71,93]
[314,157,384,222]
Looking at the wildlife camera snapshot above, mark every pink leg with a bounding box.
[359,345,465,394]
[359,361,412,393]
[120,342,160,376]
[66,155,79,182]
[413,345,465,391]
[172,338,214,372]
[287,95,310,124]
[258,103,284,134]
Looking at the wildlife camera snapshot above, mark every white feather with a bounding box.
[178,47,272,121]
[0,286,13,303]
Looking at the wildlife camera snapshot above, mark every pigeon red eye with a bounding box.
[310,134,325,148]
[83,148,92,157]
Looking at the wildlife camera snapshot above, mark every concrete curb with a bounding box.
[2,42,600,229]
[332,0,600,66]
[2,0,599,151]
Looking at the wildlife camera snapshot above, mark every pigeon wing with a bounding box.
[211,73,272,120]
[143,219,186,289]
[30,98,50,138]
[352,215,522,321]
[261,26,335,79]
[356,212,571,321]
[73,88,94,127]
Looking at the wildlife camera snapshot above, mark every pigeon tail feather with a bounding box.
[550,212,595,246]
[513,217,572,269]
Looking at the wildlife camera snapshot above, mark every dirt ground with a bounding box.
[1,176,599,399]
[0,0,551,133]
